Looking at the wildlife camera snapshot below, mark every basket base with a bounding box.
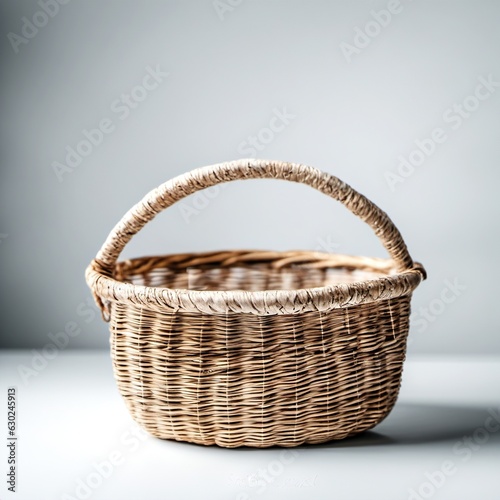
[135,398,399,448]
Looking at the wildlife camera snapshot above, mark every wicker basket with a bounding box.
[86,159,426,448]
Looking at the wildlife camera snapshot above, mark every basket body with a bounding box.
[109,252,411,447]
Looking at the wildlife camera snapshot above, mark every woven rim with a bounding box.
[85,159,426,318]
[87,250,423,316]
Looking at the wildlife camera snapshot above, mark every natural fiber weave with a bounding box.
[86,159,426,447]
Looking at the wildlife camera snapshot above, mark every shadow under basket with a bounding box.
[85,159,426,448]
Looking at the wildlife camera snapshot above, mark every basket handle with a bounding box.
[92,158,425,281]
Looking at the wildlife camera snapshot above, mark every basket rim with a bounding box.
[86,249,425,318]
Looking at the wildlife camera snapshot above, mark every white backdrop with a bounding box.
[1,0,499,354]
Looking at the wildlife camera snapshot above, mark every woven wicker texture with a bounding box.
[86,159,426,447]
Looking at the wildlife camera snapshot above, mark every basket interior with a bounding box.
[114,251,397,292]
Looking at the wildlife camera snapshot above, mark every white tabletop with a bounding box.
[0,351,498,500]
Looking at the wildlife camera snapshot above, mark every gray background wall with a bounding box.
[1,0,499,354]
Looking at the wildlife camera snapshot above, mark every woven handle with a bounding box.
[93,159,422,277]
